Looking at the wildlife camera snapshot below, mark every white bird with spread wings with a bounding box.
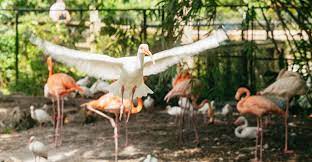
[30,29,228,117]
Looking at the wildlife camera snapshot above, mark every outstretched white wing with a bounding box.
[143,29,228,76]
[30,36,123,80]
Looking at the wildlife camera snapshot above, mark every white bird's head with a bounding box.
[28,136,35,144]
[234,116,246,125]
[210,101,215,108]
[166,105,171,109]
[138,44,155,64]
[30,105,34,111]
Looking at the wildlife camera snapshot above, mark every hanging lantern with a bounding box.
[49,0,71,23]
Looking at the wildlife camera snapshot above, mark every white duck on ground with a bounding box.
[28,136,48,161]
[30,105,53,127]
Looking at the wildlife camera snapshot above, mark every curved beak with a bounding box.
[144,49,155,64]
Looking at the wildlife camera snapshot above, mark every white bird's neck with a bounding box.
[30,109,36,119]
[241,117,248,127]
[235,125,244,138]
[137,52,144,69]
[235,118,248,138]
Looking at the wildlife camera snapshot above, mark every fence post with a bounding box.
[142,9,147,42]
[250,6,255,92]
[196,19,200,76]
[15,9,19,85]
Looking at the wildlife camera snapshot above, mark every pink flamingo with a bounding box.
[235,87,285,162]
[164,70,211,145]
[46,56,83,146]
[81,93,143,161]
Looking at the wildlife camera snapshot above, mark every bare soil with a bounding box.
[0,95,311,162]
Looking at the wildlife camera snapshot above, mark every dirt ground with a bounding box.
[0,96,312,162]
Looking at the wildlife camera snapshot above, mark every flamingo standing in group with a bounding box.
[164,71,193,144]
[259,69,307,154]
[30,29,228,121]
[164,70,212,145]
[46,56,83,146]
[81,93,143,162]
[235,87,286,162]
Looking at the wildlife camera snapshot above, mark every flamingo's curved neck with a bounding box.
[236,87,251,100]
[130,98,143,113]
[47,57,53,77]
[194,99,209,110]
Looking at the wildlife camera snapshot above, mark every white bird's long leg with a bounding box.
[126,86,136,122]
[119,86,125,121]
[86,106,118,162]
[52,98,56,129]
[59,96,64,146]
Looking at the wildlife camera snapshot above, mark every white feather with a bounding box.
[221,104,232,116]
[143,154,158,162]
[90,79,110,94]
[76,76,91,87]
[197,103,210,114]
[178,97,193,110]
[144,96,155,109]
[166,105,183,116]
[44,84,49,98]
[143,29,228,76]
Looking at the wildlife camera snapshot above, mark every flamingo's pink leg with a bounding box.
[260,117,263,162]
[55,95,61,147]
[284,99,293,154]
[125,114,129,146]
[86,106,118,161]
[119,86,125,121]
[255,117,259,161]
